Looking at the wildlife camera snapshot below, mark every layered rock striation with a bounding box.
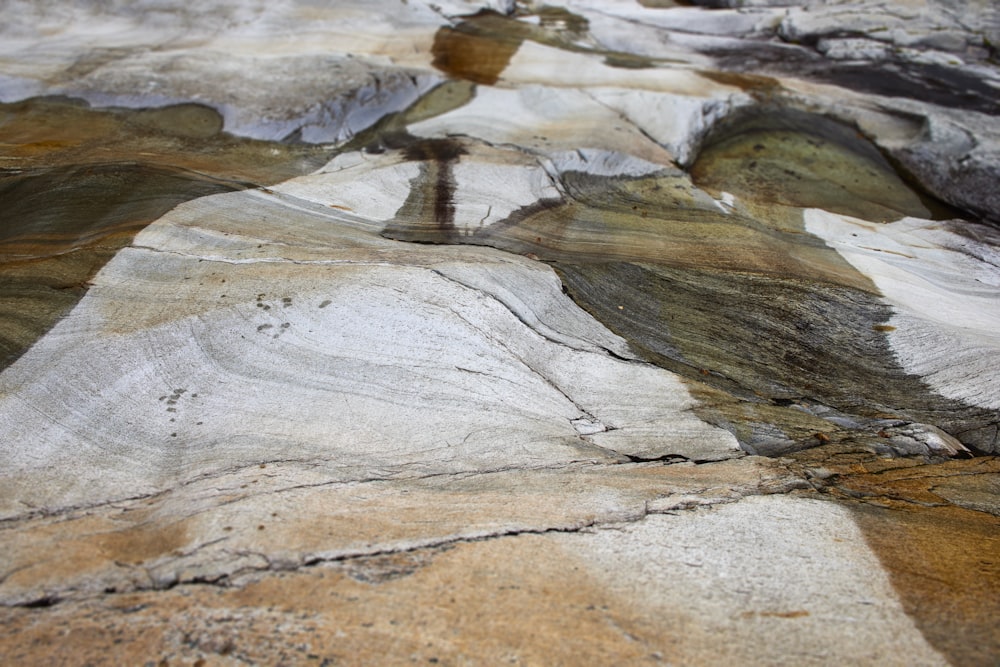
[0,0,997,665]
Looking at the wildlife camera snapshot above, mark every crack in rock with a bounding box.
[1,457,811,608]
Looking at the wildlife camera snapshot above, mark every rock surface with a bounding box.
[0,0,998,665]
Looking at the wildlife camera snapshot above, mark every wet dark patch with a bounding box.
[790,447,1000,666]
[533,6,590,36]
[383,138,469,241]
[431,11,527,85]
[819,61,999,117]
[695,106,891,178]
[126,103,224,139]
[703,42,999,116]
[401,138,468,163]
[341,81,477,157]
[878,149,975,223]
[554,261,998,453]
[691,106,940,221]
[381,139,998,453]
[698,69,782,95]
[0,163,248,254]
[0,97,333,372]
[0,164,245,369]
[603,54,657,70]
[401,80,478,126]
[19,596,60,609]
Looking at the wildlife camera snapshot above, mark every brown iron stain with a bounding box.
[384,138,469,241]
[699,69,782,94]
[0,536,668,665]
[430,8,591,85]
[0,96,329,371]
[431,13,524,85]
[789,448,1000,666]
[852,501,1000,666]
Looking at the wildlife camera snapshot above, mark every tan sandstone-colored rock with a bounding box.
[0,0,998,665]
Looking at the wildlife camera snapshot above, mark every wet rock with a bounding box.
[806,211,1000,451]
[690,105,935,221]
[0,96,328,371]
[788,444,1000,666]
[0,0,997,664]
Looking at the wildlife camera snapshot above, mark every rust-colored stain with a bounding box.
[852,503,1000,666]
[431,25,522,85]
[0,537,659,665]
[0,97,328,371]
[430,8,593,85]
[430,12,525,85]
[791,449,1000,666]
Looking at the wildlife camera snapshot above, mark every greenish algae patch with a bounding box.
[0,96,331,371]
[691,107,934,222]
[382,129,998,454]
[341,80,477,156]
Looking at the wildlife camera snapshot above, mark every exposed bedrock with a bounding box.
[0,1,998,665]
[380,106,999,454]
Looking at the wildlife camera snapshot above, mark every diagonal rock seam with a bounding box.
[2,458,812,610]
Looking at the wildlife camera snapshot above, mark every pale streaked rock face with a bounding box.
[0,0,997,665]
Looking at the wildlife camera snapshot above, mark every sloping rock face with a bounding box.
[0,1,997,665]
